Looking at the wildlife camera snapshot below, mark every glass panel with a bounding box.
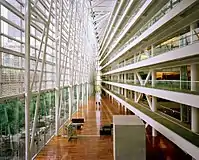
[0,98,25,159]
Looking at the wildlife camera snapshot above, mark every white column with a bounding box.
[152,96,157,137]
[151,44,154,57]
[124,87,127,114]
[190,23,197,44]
[86,82,89,106]
[82,83,84,106]
[134,73,137,102]
[118,75,120,106]
[152,70,156,87]
[24,0,31,158]
[191,64,199,133]
[76,85,79,111]
[180,66,188,122]
[68,87,72,120]
[118,74,120,93]
[152,70,157,136]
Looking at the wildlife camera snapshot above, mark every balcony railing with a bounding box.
[103,88,199,149]
[103,27,199,73]
[101,0,146,60]
[102,79,199,95]
[110,0,146,48]
[102,0,182,66]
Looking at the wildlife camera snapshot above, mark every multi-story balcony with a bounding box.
[99,0,130,54]
[102,86,199,159]
[100,0,198,69]
[102,26,199,75]
[102,79,199,105]
[100,0,147,59]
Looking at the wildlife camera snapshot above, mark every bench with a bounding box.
[71,118,85,130]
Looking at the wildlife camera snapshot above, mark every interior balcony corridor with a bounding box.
[35,96,191,160]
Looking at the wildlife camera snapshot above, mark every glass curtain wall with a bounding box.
[0,0,96,159]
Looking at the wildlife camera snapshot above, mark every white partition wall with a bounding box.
[113,115,146,160]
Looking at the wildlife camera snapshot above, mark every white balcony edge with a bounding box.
[100,0,197,69]
[102,42,199,75]
[102,81,199,108]
[100,0,153,64]
[99,0,118,48]
[102,87,199,159]
[99,0,136,61]
[99,0,125,57]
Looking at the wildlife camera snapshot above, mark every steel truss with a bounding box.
[0,0,96,159]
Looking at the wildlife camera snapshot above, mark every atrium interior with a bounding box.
[0,0,199,159]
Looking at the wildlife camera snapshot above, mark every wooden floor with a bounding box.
[35,96,191,160]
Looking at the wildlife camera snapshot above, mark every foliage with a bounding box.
[0,90,60,136]
[0,98,24,135]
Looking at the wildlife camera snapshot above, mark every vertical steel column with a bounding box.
[190,23,199,134]
[61,1,74,121]
[133,53,138,102]
[76,85,79,111]
[180,66,188,122]
[68,87,72,120]
[124,74,127,114]
[71,0,78,116]
[0,3,2,97]
[190,23,197,44]
[30,0,53,152]
[134,73,137,102]
[61,1,73,86]
[81,4,85,106]
[118,74,120,107]
[67,1,76,120]
[55,0,64,135]
[151,45,154,57]
[71,0,78,85]
[24,0,31,159]
[152,70,157,137]
[86,82,89,106]
[76,2,82,86]
[191,64,199,133]
[82,83,84,106]
[55,0,59,136]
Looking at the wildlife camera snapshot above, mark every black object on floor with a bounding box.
[100,124,113,135]
[72,118,84,123]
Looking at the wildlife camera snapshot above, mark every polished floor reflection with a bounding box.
[35,96,191,160]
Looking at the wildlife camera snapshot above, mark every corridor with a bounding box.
[35,97,191,160]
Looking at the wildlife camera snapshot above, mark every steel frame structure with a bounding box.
[0,0,96,159]
[99,0,199,159]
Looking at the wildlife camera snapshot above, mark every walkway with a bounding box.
[35,97,191,160]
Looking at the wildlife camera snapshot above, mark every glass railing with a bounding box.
[103,28,199,73]
[127,79,198,93]
[124,0,182,48]
[153,31,198,56]
[101,0,146,61]
[104,88,199,147]
[110,0,146,49]
[140,100,183,122]
[102,0,183,67]
[101,0,130,57]
[103,79,199,95]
